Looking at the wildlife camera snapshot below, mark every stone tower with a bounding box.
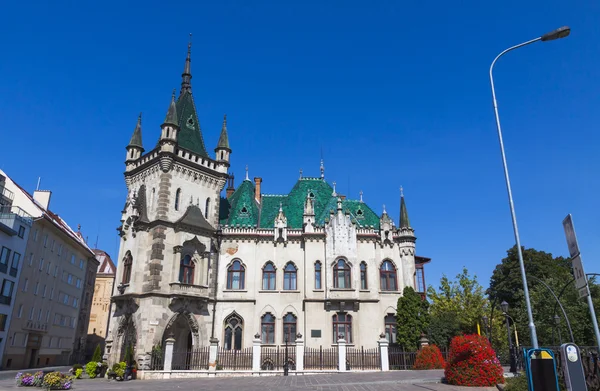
[106,38,230,366]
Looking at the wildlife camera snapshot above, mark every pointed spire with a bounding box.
[216,114,230,151]
[180,34,193,96]
[128,113,144,149]
[337,197,343,212]
[382,204,387,215]
[359,190,363,203]
[400,188,411,229]
[299,168,303,179]
[332,181,337,196]
[163,90,179,126]
[320,159,325,179]
[279,202,283,212]
[245,165,249,181]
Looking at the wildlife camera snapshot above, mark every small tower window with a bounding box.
[205,198,211,218]
[220,151,224,160]
[175,188,181,211]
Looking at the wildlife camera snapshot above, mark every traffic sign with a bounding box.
[562,214,580,258]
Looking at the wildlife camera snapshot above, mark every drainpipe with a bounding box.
[210,226,222,341]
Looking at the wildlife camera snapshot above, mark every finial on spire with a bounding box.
[279,202,283,212]
[77,224,81,232]
[332,181,337,196]
[400,186,404,198]
[180,34,193,95]
[299,168,303,179]
[383,204,387,214]
[359,190,363,203]
[245,165,249,181]
[320,159,325,179]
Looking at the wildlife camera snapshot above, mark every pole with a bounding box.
[284,335,289,376]
[490,37,541,348]
[505,313,516,373]
[585,291,600,350]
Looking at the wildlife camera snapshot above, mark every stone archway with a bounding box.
[117,315,137,363]
[162,312,201,352]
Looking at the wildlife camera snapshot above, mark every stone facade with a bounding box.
[106,42,430,368]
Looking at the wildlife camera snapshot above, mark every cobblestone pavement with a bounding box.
[0,371,498,391]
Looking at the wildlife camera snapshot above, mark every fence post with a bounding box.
[337,335,347,372]
[378,333,389,371]
[164,335,175,373]
[252,333,262,372]
[208,337,219,372]
[295,333,304,372]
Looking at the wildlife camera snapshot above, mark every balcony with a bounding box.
[23,320,49,333]
[0,186,14,203]
[0,205,33,235]
[169,282,210,298]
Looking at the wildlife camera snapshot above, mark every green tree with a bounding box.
[92,344,102,362]
[124,345,134,365]
[396,286,429,350]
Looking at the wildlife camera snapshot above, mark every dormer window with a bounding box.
[239,205,249,217]
[186,115,195,130]
[356,208,364,219]
[309,192,315,198]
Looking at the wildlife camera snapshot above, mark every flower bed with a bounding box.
[444,334,504,387]
[414,345,446,370]
[16,371,73,390]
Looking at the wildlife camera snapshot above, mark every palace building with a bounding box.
[106,41,430,367]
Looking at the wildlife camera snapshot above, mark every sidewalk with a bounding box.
[0,366,71,381]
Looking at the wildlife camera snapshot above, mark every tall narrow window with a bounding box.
[415,267,425,293]
[150,188,156,209]
[226,260,245,290]
[380,260,397,291]
[384,314,397,343]
[314,261,322,290]
[261,313,275,344]
[205,198,211,218]
[179,255,195,285]
[360,262,368,289]
[174,188,181,211]
[283,263,297,290]
[283,313,297,343]
[262,262,276,290]
[332,313,352,343]
[333,259,351,289]
[122,251,133,284]
[224,314,243,350]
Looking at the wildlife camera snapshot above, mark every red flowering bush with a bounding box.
[414,345,446,370]
[444,334,504,386]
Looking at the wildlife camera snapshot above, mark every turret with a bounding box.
[215,114,231,163]
[159,90,179,154]
[126,114,144,170]
[303,191,315,232]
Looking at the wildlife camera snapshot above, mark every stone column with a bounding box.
[104,339,113,363]
[337,335,347,372]
[252,333,262,372]
[295,333,304,372]
[378,333,390,371]
[208,337,219,372]
[419,333,429,349]
[164,336,175,372]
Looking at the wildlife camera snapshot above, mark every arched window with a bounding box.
[179,254,194,285]
[150,188,156,209]
[360,262,368,290]
[384,314,396,343]
[205,198,211,218]
[261,313,275,344]
[224,314,243,350]
[283,313,297,343]
[262,262,276,290]
[226,260,245,290]
[122,251,132,284]
[283,262,297,290]
[380,260,398,291]
[314,261,322,290]
[332,313,352,343]
[174,188,181,211]
[333,259,351,289]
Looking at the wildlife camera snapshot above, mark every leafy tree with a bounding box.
[92,344,102,362]
[124,344,134,366]
[396,286,429,350]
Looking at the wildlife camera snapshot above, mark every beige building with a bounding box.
[88,249,115,338]
[0,173,98,369]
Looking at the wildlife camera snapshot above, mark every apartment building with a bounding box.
[0,169,98,369]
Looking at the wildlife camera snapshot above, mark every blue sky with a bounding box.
[1,0,598,290]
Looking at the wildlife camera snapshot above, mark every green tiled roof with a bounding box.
[128,114,143,149]
[221,179,260,226]
[176,90,208,157]
[400,196,410,228]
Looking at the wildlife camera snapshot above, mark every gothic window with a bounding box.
[174,188,181,211]
[360,262,368,290]
[384,314,397,343]
[205,198,211,218]
[283,313,297,343]
[226,260,245,290]
[332,313,352,343]
[261,313,275,344]
[333,259,351,289]
[314,261,322,290]
[179,254,194,285]
[415,267,425,293]
[122,251,132,284]
[262,262,276,290]
[283,262,297,290]
[150,188,155,209]
[380,260,397,291]
[224,314,243,350]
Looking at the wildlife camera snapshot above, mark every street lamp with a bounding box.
[489,26,571,350]
[554,314,563,346]
[501,301,517,373]
[482,315,491,342]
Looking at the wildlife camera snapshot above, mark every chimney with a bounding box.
[33,190,52,210]
[226,173,235,198]
[254,177,262,204]
[340,195,346,201]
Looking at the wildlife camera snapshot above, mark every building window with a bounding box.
[283,313,297,343]
[10,252,20,277]
[150,188,155,209]
[0,313,6,331]
[261,313,275,344]
[18,226,25,238]
[384,314,397,343]
[73,298,78,308]
[70,255,75,265]
[262,262,276,290]
[39,258,44,271]
[46,310,50,322]
[122,251,132,284]
[179,255,195,285]
[54,265,58,277]
[333,259,351,289]
[17,304,23,318]
[67,274,73,285]
[224,314,243,350]
[226,260,245,290]
[33,229,38,241]
[0,280,14,305]
[283,262,297,290]
[43,234,48,247]
[332,313,352,343]
[76,279,81,289]
[205,198,210,218]
[34,282,39,295]
[29,307,34,320]
[79,260,84,269]
[174,188,181,211]
[380,260,398,291]
[0,246,10,266]
[42,285,47,298]
[415,267,425,293]
[360,262,367,289]
[57,244,62,256]
[46,262,51,275]
[28,253,33,266]
[22,278,28,292]
[37,308,42,321]
[314,261,322,290]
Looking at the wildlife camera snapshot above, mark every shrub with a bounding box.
[85,361,98,379]
[92,344,103,362]
[112,362,126,379]
[414,345,446,370]
[504,374,528,391]
[32,371,44,387]
[124,345,134,365]
[42,371,73,390]
[15,372,34,387]
[75,368,83,379]
[444,334,504,386]
[72,363,83,372]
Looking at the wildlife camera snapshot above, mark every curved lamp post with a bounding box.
[490,26,571,349]
[501,301,517,373]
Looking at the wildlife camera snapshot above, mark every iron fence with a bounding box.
[388,347,417,370]
[304,346,338,370]
[149,346,165,370]
[260,345,296,370]
[217,347,253,370]
[171,346,210,370]
[346,347,380,370]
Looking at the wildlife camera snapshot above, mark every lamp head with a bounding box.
[501,301,509,313]
[541,26,571,42]
[554,314,561,325]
